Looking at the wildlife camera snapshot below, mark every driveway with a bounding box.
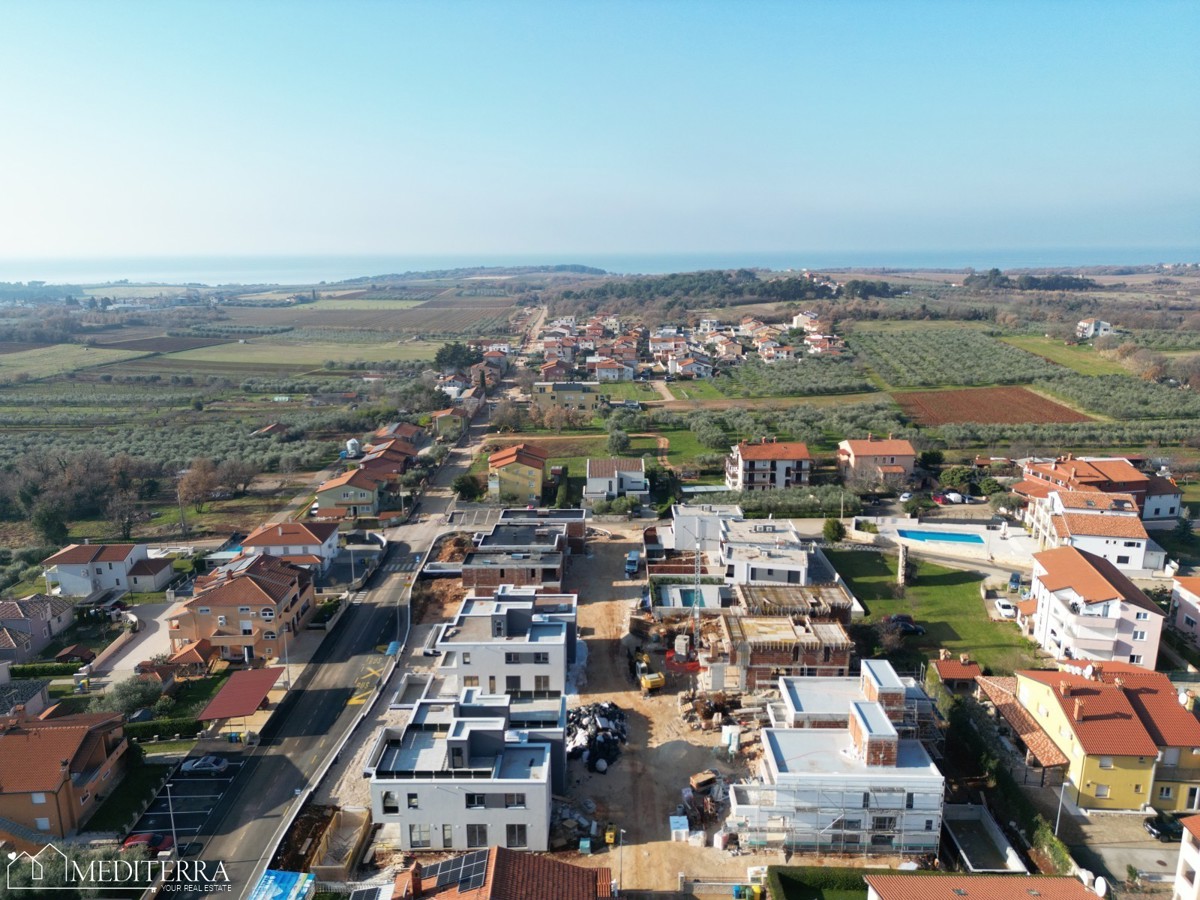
[93,602,179,686]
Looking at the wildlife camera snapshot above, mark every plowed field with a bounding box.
[895,386,1092,425]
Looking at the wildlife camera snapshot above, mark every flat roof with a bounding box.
[498,508,587,521]
[765,729,938,778]
[198,667,284,721]
[479,524,565,548]
[497,743,550,780]
[851,701,898,737]
[722,544,810,566]
[863,659,905,691]
[462,550,563,567]
[781,676,862,717]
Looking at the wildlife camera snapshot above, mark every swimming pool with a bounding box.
[897,529,984,545]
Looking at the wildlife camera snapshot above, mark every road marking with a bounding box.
[347,689,373,706]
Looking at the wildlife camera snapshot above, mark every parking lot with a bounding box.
[127,757,243,844]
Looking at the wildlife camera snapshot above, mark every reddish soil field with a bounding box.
[894,386,1093,425]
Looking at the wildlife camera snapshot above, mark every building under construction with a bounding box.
[698,614,854,691]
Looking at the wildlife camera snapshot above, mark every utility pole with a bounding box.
[176,481,189,541]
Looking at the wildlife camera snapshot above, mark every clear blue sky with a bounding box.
[1,0,1196,260]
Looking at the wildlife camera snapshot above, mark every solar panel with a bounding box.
[419,849,490,894]
[348,889,384,900]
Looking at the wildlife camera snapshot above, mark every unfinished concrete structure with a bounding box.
[698,615,854,691]
[460,550,564,596]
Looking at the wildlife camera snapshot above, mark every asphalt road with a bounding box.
[162,408,491,898]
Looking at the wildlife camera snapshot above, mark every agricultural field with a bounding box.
[0,341,53,354]
[667,380,724,401]
[88,335,231,352]
[0,344,151,380]
[1127,329,1200,351]
[894,386,1093,425]
[716,358,875,398]
[1036,374,1200,420]
[209,303,517,338]
[846,328,1067,387]
[999,335,1128,376]
[168,340,436,366]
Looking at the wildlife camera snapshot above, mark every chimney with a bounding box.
[959,653,970,665]
[867,432,873,441]
[1059,680,1071,697]
[1187,691,1197,712]
[1092,663,1103,681]
[1073,698,1085,722]
[939,649,951,660]
[1113,677,1124,689]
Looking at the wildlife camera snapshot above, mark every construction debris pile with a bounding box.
[678,769,731,834]
[566,701,628,773]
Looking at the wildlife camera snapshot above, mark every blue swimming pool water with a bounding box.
[897,529,984,545]
[677,588,701,607]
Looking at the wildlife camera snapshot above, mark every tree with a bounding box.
[90,675,162,717]
[918,449,944,469]
[434,341,483,372]
[543,406,571,433]
[177,457,219,511]
[822,518,846,542]
[990,493,1025,516]
[490,400,525,433]
[515,368,536,394]
[555,480,570,508]
[216,459,261,496]
[106,490,139,541]
[452,474,483,501]
[938,465,975,491]
[607,429,631,455]
[31,500,69,545]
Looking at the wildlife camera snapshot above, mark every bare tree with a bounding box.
[106,490,139,541]
[177,457,219,512]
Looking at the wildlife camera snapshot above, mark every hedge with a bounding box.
[11,662,82,677]
[768,865,898,897]
[125,717,204,741]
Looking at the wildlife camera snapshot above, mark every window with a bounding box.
[238,606,252,614]
[264,631,277,640]
[442,824,454,847]
[465,794,485,809]
[504,793,526,808]
[506,675,520,692]
[31,793,46,805]
[534,652,550,665]
[466,824,487,848]
[1095,784,1110,799]
[535,675,550,692]
[1099,756,1113,769]
[198,607,210,615]
[464,676,480,688]
[506,823,528,848]
[905,793,914,809]
[862,792,870,808]
[1187,615,1197,629]
[872,816,897,831]
[35,817,50,831]
[1133,630,1147,641]
[382,791,399,813]
[925,819,934,831]
[1130,654,1143,665]
[261,608,275,620]
[462,653,470,665]
[1134,784,1143,794]
[407,793,419,809]
[1136,611,1149,620]
[1116,556,1130,565]
[1160,786,1174,800]
[505,652,520,664]
[408,824,431,848]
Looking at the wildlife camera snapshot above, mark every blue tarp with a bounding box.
[386,641,401,656]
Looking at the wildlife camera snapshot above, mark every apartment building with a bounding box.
[365,691,561,851]
[697,614,853,691]
[837,435,917,483]
[496,508,589,553]
[460,551,564,596]
[530,382,604,414]
[725,440,811,492]
[727,660,944,854]
[487,444,548,505]
[1013,455,1182,528]
[1027,490,1166,574]
[1031,546,1164,668]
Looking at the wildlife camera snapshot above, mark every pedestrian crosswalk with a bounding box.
[382,560,417,574]
[349,591,368,604]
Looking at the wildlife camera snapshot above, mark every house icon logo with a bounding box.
[6,843,72,891]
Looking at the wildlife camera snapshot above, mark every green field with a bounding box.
[599,381,660,401]
[170,339,440,365]
[1000,335,1127,376]
[827,550,1038,674]
[668,380,724,401]
[300,297,428,310]
[0,344,151,379]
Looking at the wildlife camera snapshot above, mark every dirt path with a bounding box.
[648,380,675,402]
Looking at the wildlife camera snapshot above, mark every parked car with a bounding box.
[884,614,915,626]
[1144,811,1184,842]
[943,491,965,504]
[122,833,175,854]
[898,492,913,503]
[994,599,1018,619]
[932,492,948,505]
[1008,572,1022,592]
[884,618,925,636]
[180,755,229,776]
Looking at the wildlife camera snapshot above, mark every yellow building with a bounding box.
[530,381,604,413]
[1015,665,1200,812]
[487,443,549,505]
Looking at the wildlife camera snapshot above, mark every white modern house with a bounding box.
[42,543,173,596]
[365,691,560,852]
[1027,490,1166,574]
[728,660,944,854]
[1031,546,1165,668]
[584,458,649,503]
[1076,318,1113,340]
[665,503,745,553]
[432,585,576,698]
[1172,577,1200,635]
[1175,816,1200,900]
[239,522,342,573]
[715,519,832,587]
[724,440,811,492]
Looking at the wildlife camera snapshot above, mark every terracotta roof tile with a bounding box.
[1183,814,1200,842]
[736,440,811,461]
[1176,577,1200,598]
[0,713,124,793]
[197,667,284,721]
[1093,668,1200,747]
[1059,513,1147,540]
[975,675,1069,768]
[318,468,382,492]
[932,659,980,682]
[1018,670,1159,756]
[127,558,172,577]
[489,443,549,471]
[864,874,1098,900]
[1054,490,1138,511]
[587,458,644,478]
[1033,546,1161,614]
[840,437,915,457]
[43,543,137,566]
[243,522,339,548]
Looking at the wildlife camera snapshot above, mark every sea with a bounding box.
[0,248,1195,287]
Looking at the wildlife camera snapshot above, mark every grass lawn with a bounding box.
[141,738,200,756]
[0,344,152,379]
[84,760,171,833]
[774,889,865,900]
[600,381,660,401]
[170,673,231,718]
[827,549,1038,674]
[40,620,128,662]
[1156,529,1200,566]
[669,380,725,401]
[1000,335,1127,376]
[656,428,718,468]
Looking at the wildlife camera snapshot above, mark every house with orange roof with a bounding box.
[314,468,384,518]
[1075,317,1113,340]
[487,444,549,505]
[1027,489,1166,573]
[725,439,811,491]
[170,555,315,664]
[42,542,173,597]
[0,711,129,847]
[1030,546,1164,668]
[1013,455,1182,528]
[431,407,470,440]
[392,846,611,899]
[241,522,340,573]
[590,358,634,382]
[837,434,916,484]
[1173,577,1200,637]
[538,359,570,382]
[1013,664,1200,811]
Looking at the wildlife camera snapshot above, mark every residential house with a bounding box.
[0,712,129,846]
[482,350,509,372]
[792,311,822,332]
[727,659,944,854]
[1026,490,1165,573]
[431,407,470,440]
[1013,455,1182,528]
[698,614,854,691]
[665,503,746,553]
[392,846,610,900]
[584,458,649,503]
[170,554,315,664]
[711,336,744,359]
[538,360,570,382]
[715,519,831,587]
[240,522,341,573]
[725,439,811,492]
[42,543,173,597]
[496,508,589,553]
[365,691,560,852]
[592,359,634,382]
[530,382,604,414]
[1013,664,1200,812]
[865,875,1097,900]
[668,357,713,378]
[1175,816,1200,900]
[432,585,577,698]
[437,373,471,400]
[1076,318,1114,340]
[314,468,382,518]
[0,660,51,717]
[1031,546,1164,667]
[759,344,800,363]
[476,524,567,555]
[930,652,982,694]
[488,444,548,504]
[357,445,416,483]
[371,422,425,446]
[461,550,564,596]
[837,435,917,484]
[0,595,75,664]
[1172,577,1200,635]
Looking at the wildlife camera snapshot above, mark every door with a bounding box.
[488,676,496,693]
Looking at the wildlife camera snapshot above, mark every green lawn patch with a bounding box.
[656,428,717,468]
[1157,528,1200,566]
[140,738,200,756]
[170,673,231,718]
[1000,335,1127,376]
[600,381,660,401]
[84,759,171,834]
[668,379,725,401]
[826,550,1037,674]
[39,620,127,662]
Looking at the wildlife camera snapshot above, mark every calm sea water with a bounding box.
[0,248,1195,286]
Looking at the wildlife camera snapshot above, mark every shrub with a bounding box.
[125,717,204,741]
[823,518,846,542]
[12,662,82,677]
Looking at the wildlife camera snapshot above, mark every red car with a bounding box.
[121,833,174,854]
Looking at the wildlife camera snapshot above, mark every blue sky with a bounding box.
[0,0,1196,261]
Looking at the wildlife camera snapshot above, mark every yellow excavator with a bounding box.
[635,650,665,692]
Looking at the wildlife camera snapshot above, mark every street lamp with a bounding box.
[165,780,179,858]
[618,828,627,896]
[1054,775,1071,836]
[281,623,291,690]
